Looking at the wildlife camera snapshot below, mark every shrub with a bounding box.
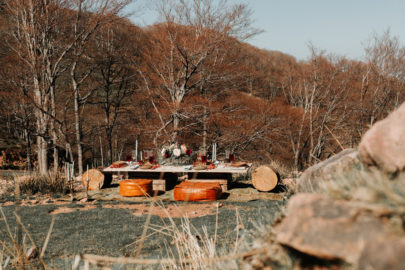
[17,171,67,195]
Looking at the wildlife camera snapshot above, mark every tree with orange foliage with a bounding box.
[139,0,260,148]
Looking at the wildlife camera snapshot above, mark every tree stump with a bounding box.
[252,165,279,192]
[81,169,106,191]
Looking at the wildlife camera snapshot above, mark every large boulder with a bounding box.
[297,148,361,192]
[275,193,399,264]
[359,102,405,175]
[359,238,405,270]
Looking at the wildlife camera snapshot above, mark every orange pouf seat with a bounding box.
[174,181,222,202]
[119,179,153,197]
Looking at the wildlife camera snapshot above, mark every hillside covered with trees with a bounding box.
[0,0,404,175]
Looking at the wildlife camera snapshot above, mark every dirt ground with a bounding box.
[0,171,286,269]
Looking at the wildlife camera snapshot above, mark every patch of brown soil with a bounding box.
[32,199,70,206]
[1,198,72,206]
[1,201,14,206]
[103,203,222,218]
[50,205,97,215]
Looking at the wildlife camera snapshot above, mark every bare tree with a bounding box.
[281,46,351,169]
[141,0,260,146]
[93,21,143,165]
[68,0,130,176]
[361,29,405,128]
[3,0,130,174]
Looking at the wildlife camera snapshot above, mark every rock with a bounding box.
[26,246,38,260]
[297,148,361,192]
[359,238,405,270]
[359,102,405,175]
[275,193,396,264]
[351,187,379,203]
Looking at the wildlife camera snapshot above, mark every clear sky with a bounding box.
[127,0,405,61]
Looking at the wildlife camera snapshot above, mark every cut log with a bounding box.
[81,169,107,191]
[119,179,153,197]
[174,182,222,201]
[251,165,279,192]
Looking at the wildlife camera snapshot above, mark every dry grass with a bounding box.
[236,204,294,270]
[0,207,53,269]
[156,204,242,269]
[266,159,295,179]
[74,194,286,270]
[313,169,405,215]
[17,171,67,195]
[0,197,286,270]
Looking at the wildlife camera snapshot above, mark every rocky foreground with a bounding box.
[243,102,405,269]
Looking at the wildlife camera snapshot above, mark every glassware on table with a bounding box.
[225,150,235,163]
[198,149,207,164]
[143,150,154,164]
[201,155,207,163]
[149,156,155,164]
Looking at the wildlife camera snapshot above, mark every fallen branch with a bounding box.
[79,247,267,266]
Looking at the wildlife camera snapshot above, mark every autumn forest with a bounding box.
[0,0,404,176]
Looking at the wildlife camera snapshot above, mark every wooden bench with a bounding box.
[152,179,166,191]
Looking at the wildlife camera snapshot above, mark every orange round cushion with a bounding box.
[119,179,153,197]
[174,182,222,202]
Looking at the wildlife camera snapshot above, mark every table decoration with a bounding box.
[161,143,192,165]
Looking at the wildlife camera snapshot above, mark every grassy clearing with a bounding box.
[71,194,288,269]
[0,201,284,269]
[0,207,54,269]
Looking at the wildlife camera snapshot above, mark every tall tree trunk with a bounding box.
[72,66,84,176]
[37,136,48,174]
[24,127,32,171]
[106,128,113,165]
[65,142,73,163]
[173,112,179,142]
[33,76,48,175]
[99,132,104,167]
[49,79,59,174]
[114,135,118,161]
[202,106,207,151]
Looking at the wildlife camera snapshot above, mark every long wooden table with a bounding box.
[103,164,251,191]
